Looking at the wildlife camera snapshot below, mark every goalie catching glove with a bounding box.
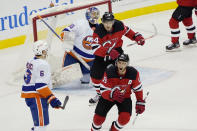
[47,94,62,108]
[133,32,145,46]
[60,31,75,41]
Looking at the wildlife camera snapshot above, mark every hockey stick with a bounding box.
[70,50,90,70]
[132,91,150,125]
[59,95,69,110]
[37,15,63,41]
[127,23,158,47]
[37,15,91,70]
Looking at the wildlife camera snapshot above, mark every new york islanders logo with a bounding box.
[82,35,94,50]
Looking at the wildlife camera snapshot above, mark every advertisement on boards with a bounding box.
[0,0,74,40]
[0,0,175,48]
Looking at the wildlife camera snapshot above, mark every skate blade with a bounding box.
[166,48,181,52]
[88,102,98,107]
[183,44,197,48]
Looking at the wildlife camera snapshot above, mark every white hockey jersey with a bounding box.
[21,57,53,98]
[63,19,95,60]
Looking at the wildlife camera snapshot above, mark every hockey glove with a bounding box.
[60,31,75,41]
[104,49,119,62]
[110,87,124,103]
[47,94,62,108]
[135,100,145,114]
[134,32,145,46]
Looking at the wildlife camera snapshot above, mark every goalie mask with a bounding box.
[33,40,49,56]
[85,7,100,24]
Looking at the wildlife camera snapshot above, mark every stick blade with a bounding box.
[60,96,69,110]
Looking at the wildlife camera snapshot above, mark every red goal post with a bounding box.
[32,0,112,42]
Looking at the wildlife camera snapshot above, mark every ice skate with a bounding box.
[183,37,197,46]
[89,94,100,106]
[166,42,180,51]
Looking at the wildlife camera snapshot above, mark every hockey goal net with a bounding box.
[10,0,112,87]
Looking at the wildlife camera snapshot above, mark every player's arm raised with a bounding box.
[123,24,145,46]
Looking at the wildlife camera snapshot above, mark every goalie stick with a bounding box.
[59,95,69,110]
[37,15,91,70]
[127,23,158,47]
[37,15,63,41]
[132,91,150,125]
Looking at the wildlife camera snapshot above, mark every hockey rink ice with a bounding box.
[0,10,197,131]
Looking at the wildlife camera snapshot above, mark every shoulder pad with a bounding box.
[106,64,119,78]
[125,66,138,80]
[94,24,107,38]
[112,20,125,33]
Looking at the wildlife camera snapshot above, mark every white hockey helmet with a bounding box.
[33,40,49,56]
[85,7,100,24]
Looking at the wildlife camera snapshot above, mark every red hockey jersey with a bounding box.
[92,20,136,57]
[177,0,196,7]
[100,65,143,102]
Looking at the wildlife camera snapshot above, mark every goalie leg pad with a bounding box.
[80,60,93,74]
[63,53,78,67]
[80,73,90,83]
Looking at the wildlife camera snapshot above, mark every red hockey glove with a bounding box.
[47,94,62,108]
[135,100,145,114]
[134,32,145,46]
[104,49,119,62]
[110,87,124,103]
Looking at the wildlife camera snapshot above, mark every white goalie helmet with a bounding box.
[85,7,100,24]
[33,40,49,56]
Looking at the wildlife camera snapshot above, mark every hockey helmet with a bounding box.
[33,40,49,56]
[85,7,100,24]
[101,12,114,22]
[116,53,129,63]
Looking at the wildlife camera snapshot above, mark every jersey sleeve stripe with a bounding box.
[100,84,111,94]
[123,26,131,36]
[132,84,143,92]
